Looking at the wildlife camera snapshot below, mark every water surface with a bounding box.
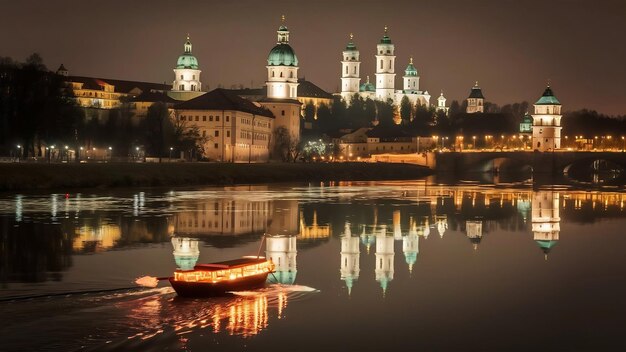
[1,181,625,351]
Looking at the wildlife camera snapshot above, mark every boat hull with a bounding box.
[169,271,270,297]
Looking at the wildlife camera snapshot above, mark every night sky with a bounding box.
[2,0,625,114]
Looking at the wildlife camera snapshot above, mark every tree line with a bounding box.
[0,54,205,160]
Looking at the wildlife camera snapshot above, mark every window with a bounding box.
[271,71,275,78]
[290,71,294,78]
[203,116,206,121]
[192,75,195,80]
[280,72,283,78]
[202,130,206,137]
[180,116,185,121]
[179,85,184,90]
[226,130,230,137]
[216,116,220,122]
[226,116,230,122]
[209,116,213,121]
[281,110,285,116]
[180,75,183,80]
[345,67,348,74]
[195,116,199,121]
[380,60,383,69]
[214,143,219,149]
[215,131,219,137]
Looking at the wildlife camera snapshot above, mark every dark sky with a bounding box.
[2,0,625,114]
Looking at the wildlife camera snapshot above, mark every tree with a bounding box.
[400,95,412,122]
[303,101,316,123]
[140,102,170,161]
[375,99,395,126]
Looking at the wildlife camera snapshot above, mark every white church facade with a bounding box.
[339,28,435,111]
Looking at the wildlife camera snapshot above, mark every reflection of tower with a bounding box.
[466,220,483,250]
[340,222,360,295]
[418,216,430,239]
[403,217,419,273]
[171,237,200,270]
[532,191,560,259]
[435,215,448,238]
[266,235,297,284]
[375,225,394,295]
[393,210,402,240]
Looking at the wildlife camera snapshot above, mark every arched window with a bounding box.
[380,60,383,69]
[271,71,275,78]
[280,72,283,78]
[345,67,348,74]
[290,71,293,78]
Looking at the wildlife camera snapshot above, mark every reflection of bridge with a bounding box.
[435,151,626,182]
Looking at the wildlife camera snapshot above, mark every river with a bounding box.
[1,180,625,351]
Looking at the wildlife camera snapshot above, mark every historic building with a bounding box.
[174,89,274,162]
[340,34,361,101]
[466,81,485,113]
[436,91,449,114]
[339,28,432,110]
[257,16,302,143]
[375,225,394,294]
[169,35,204,101]
[532,85,562,152]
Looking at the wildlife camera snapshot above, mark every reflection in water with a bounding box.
[171,237,199,270]
[532,190,560,260]
[340,223,360,295]
[466,220,483,250]
[266,235,298,285]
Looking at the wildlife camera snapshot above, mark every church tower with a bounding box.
[531,190,560,260]
[340,34,361,103]
[340,222,360,295]
[170,35,204,101]
[466,82,485,113]
[532,85,562,152]
[436,91,449,114]
[375,26,396,102]
[260,16,302,144]
[402,57,419,93]
[375,225,394,295]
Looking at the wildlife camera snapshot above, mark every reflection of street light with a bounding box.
[472,136,477,149]
[169,147,173,161]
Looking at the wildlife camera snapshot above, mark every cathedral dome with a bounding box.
[360,76,375,92]
[177,54,199,69]
[267,43,299,66]
[405,58,418,76]
[522,113,533,124]
[176,36,199,69]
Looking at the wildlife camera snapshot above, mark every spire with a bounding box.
[380,26,392,44]
[277,15,290,43]
[410,56,413,65]
[346,33,357,50]
[184,34,192,54]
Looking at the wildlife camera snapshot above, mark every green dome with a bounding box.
[177,54,199,69]
[267,270,297,285]
[176,37,199,69]
[405,62,418,76]
[535,86,561,105]
[522,112,534,123]
[267,43,299,66]
[536,240,558,254]
[360,76,375,92]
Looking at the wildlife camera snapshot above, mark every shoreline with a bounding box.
[0,162,433,192]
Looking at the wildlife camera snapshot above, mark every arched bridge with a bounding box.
[435,151,626,183]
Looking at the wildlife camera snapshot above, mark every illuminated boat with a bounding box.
[169,257,275,297]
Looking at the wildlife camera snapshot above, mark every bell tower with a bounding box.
[340,33,361,103]
[375,26,396,102]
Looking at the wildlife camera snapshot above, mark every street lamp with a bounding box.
[472,136,477,150]
[169,147,174,161]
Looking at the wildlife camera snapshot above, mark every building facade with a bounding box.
[340,34,361,101]
[375,27,396,102]
[532,85,562,152]
[466,81,485,113]
[174,89,274,162]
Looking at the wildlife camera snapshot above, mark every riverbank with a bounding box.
[0,162,433,191]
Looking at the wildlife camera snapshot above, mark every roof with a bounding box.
[175,88,275,117]
[67,76,170,94]
[267,43,298,66]
[535,86,561,105]
[130,90,178,104]
[468,86,485,99]
[405,62,418,76]
[297,79,333,99]
[231,79,332,100]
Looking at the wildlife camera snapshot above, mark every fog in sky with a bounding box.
[2,0,625,114]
